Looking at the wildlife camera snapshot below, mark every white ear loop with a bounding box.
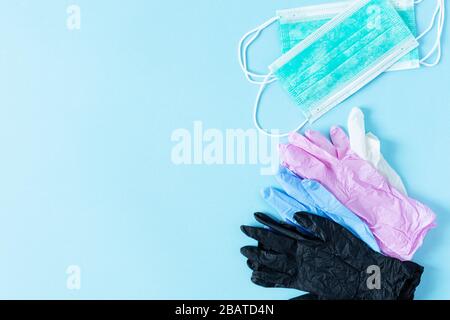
[238,17,280,85]
[416,0,445,67]
[253,73,308,138]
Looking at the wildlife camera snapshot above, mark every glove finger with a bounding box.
[248,258,298,278]
[296,210,365,245]
[261,188,315,235]
[293,212,331,242]
[275,167,316,212]
[377,156,408,195]
[348,107,368,159]
[300,179,341,214]
[365,133,382,166]
[279,144,329,181]
[247,259,260,271]
[304,129,337,157]
[241,246,292,272]
[254,212,315,242]
[288,132,335,163]
[261,187,311,226]
[247,259,284,272]
[240,225,298,253]
[329,126,351,159]
[251,270,294,289]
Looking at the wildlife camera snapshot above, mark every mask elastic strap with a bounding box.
[238,17,280,85]
[416,0,445,67]
[253,73,308,138]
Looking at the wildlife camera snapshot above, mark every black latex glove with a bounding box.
[247,260,318,300]
[241,212,424,300]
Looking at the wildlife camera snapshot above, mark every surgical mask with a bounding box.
[278,0,421,72]
[238,0,445,137]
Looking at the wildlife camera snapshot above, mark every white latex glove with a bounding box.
[348,107,407,195]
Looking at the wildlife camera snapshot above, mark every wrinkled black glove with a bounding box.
[241,212,424,300]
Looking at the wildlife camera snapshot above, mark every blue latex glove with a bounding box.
[262,167,380,253]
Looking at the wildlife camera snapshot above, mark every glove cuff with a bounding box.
[397,261,424,300]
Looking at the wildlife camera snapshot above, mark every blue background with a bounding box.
[0,0,448,299]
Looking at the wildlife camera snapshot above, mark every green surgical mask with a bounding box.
[278,0,420,72]
[238,0,445,137]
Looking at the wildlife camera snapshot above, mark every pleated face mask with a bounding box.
[278,0,420,72]
[238,0,445,137]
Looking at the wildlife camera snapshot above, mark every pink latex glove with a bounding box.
[279,127,436,261]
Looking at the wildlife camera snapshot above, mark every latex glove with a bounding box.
[279,127,436,261]
[348,107,407,195]
[241,212,424,300]
[261,166,380,252]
